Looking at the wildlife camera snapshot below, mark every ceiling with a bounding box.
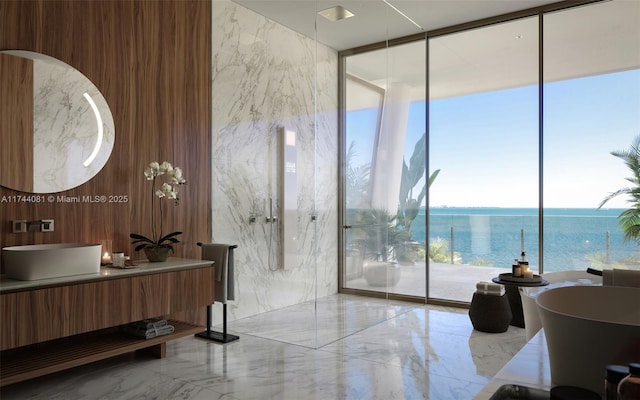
[232,0,562,51]
[231,0,639,102]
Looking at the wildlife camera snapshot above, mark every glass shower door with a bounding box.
[342,39,427,299]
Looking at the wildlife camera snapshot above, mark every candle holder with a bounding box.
[100,239,112,265]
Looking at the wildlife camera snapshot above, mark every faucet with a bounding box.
[27,220,42,232]
[27,220,54,232]
[27,220,45,232]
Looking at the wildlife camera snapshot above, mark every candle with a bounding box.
[100,239,112,264]
[523,269,534,279]
[513,265,522,277]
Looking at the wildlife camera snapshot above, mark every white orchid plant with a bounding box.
[130,161,187,252]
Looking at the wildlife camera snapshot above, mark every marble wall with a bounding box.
[211,1,339,323]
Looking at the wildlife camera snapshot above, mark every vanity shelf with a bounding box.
[0,320,201,387]
[0,258,216,387]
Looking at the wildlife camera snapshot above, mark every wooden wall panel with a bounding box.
[0,53,33,192]
[0,1,211,270]
[0,1,35,47]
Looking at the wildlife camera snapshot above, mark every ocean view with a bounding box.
[411,207,639,272]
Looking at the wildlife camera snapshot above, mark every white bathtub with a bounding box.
[536,285,640,395]
[520,270,602,341]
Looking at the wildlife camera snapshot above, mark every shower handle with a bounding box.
[266,198,278,223]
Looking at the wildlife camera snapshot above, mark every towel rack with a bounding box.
[195,242,239,344]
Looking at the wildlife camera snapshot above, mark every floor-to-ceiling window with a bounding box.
[340,0,640,305]
[428,17,539,302]
[542,0,640,272]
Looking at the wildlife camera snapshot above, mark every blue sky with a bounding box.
[348,69,640,209]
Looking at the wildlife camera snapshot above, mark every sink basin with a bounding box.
[2,243,101,280]
[536,285,640,395]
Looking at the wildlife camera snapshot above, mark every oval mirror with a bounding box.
[0,50,115,193]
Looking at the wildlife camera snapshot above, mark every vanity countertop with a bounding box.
[0,257,213,294]
[474,330,551,399]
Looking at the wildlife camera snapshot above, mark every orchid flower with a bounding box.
[130,161,187,253]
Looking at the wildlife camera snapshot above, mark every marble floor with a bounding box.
[1,294,527,400]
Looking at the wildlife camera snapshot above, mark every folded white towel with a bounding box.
[476,288,505,296]
[476,281,503,292]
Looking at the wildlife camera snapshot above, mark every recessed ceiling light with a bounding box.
[318,6,354,22]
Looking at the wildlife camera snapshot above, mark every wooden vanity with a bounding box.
[0,258,215,386]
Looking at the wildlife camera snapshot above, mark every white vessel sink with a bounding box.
[2,243,101,280]
[536,285,640,395]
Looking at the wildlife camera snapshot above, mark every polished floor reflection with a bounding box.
[346,263,507,302]
[0,295,526,400]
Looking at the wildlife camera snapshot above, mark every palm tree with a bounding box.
[395,132,440,263]
[345,141,371,210]
[397,132,440,234]
[599,135,640,244]
[355,208,410,262]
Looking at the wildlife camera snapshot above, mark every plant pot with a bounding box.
[396,240,423,266]
[144,246,171,262]
[345,249,364,281]
[363,261,401,287]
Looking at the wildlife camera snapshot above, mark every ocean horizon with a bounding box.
[411,207,637,271]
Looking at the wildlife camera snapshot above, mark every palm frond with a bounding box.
[600,134,640,243]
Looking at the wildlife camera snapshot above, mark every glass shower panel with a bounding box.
[343,56,387,292]
[211,0,325,348]
[384,40,427,298]
[343,39,427,298]
[543,1,640,273]
[344,74,384,284]
[337,1,426,303]
[428,17,539,303]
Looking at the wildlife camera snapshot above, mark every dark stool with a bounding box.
[469,292,512,333]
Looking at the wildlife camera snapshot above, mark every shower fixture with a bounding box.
[266,196,279,271]
[266,197,278,224]
[280,126,298,270]
[263,126,300,271]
